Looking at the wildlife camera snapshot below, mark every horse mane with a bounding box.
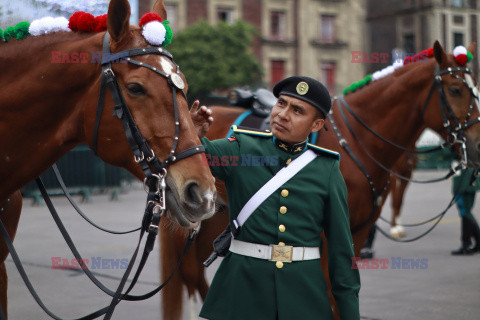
[0,31,95,58]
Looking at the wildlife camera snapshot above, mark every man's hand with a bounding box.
[190,100,214,139]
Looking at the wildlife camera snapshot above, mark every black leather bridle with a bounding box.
[0,32,208,320]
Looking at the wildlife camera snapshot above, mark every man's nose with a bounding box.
[278,108,289,119]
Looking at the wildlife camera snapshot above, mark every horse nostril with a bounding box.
[184,182,202,206]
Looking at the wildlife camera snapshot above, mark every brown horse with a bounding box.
[0,0,217,317]
[160,41,480,319]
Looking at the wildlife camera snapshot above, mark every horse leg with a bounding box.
[0,191,23,319]
[160,221,185,320]
[391,176,410,238]
[390,176,401,238]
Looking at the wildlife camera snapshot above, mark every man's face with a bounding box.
[270,95,325,144]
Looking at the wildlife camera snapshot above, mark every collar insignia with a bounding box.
[275,138,307,155]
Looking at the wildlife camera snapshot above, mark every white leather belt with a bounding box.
[229,239,320,262]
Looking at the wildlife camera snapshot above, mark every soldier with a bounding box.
[190,76,360,319]
[451,166,480,255]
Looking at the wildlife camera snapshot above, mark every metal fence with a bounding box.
[21,144,134,202]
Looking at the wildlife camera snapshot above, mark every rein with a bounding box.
[330,62,478,238]
[0,32,205,320]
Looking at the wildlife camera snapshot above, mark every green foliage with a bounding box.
[169,20,263,96]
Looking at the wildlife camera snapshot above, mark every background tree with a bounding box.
[169,20,263,97]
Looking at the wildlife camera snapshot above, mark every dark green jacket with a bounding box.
[452,168,479,195]
[199,127,360,320]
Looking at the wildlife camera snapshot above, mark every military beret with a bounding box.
[273,76,332,116]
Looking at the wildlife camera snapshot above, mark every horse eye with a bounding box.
[448,86,462,96]
[126,83,146,96]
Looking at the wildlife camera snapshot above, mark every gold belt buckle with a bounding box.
[269,244,293,263]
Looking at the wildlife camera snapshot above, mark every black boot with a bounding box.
[468,216,480,253]
[452,217,475,255]
[451,247,475,255]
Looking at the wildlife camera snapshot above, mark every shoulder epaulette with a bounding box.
[307,143,340,160]
[231,125,273,137]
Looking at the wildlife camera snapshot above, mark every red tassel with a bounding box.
[77,12,96,32]
[404,56,412,64]
[69,11,85,31]
[94,14,108,32]
[139,12,163,27]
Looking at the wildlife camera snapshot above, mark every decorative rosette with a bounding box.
[139,12,173,47]
[68,11,107,32]
[453,46,473,65]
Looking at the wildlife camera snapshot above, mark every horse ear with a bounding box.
[467,42,476,56]
[107,0,131,43]
[152,0,168,20]
[433,41,448,67]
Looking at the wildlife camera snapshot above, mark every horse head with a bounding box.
[83,0,216,227]
[423,41,480,168]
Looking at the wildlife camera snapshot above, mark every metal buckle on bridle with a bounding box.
[146,149,156,162]
[134,152,145,163]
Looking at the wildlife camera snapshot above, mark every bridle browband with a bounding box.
[329,62,480,236]
[0,32,208,320]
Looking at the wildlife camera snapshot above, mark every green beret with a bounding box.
[273,76,332,116]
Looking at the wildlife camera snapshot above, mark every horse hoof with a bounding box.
[390,226,400,239]
[397,225,406,238]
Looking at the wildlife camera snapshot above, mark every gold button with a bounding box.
[279,224,286,232]
[278,242,285,246]
[281,189,289,197]
[276,261,284,269]
[279,206,287,214]
[286,159,292,165]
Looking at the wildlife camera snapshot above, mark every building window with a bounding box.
[451,0,464,7]
[319,15,335,43]
[270,11,286,40]
[403,33,415,55]
[270,60,285,88]
[454,32,464,46]
[217,7,234,24]
[320,62,336,95]
[165,4,178,31]
[453,15,464,24]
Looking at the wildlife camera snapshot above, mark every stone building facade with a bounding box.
[140,0,367,95]
[367,0,479,75]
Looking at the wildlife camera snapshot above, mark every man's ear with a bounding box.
[311,118,325,133]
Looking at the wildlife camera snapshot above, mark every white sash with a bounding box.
[232,149,317,229]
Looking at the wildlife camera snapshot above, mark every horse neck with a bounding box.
[0,32,103,196]
[339,59,435,178]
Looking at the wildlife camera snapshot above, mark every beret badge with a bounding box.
[296,82,309,95]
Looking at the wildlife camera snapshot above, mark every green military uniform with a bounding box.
[199,126,360,320]
[452,168,480,252]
